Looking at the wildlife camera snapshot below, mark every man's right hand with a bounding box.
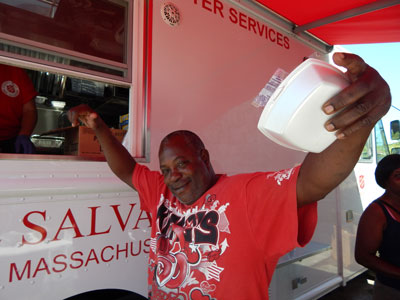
[67,104,102,129]
[67,104,137,190]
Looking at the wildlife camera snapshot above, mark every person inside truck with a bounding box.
[68,52,391,300]
[0,64,38,154]
[355,154,400,300]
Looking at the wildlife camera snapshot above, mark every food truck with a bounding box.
[0,0,399,299]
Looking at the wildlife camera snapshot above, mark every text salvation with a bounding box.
[21,203,151,245]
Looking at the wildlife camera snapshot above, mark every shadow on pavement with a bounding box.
[318,271,375,300]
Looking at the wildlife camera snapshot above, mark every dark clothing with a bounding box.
[375,199,400,291]
[373,278,400,300]
[0,137,16,153]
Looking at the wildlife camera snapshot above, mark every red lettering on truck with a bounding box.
[22,211,47,245]
[228,7,290,49]
[53,209,85,241]
[8,240,150,282]
[9,260,31,282]
[193,0,224,18]
[21,203,151,245]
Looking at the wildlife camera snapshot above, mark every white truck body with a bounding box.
[0,0,390,299]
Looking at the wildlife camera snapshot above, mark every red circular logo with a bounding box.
[1,81,20,97]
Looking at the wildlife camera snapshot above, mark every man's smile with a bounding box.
[171,180,191,194]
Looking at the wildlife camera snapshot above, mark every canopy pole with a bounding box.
[293,0,400,34]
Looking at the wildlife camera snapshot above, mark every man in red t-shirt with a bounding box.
[0,64,38,153]
[131,140,317,299]
[68,52,391,299]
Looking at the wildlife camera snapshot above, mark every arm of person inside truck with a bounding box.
[67,105,137,190]
[296,52,391,207]
[14,98,38,154]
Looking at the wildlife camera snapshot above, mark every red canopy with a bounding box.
[254,0,400,45]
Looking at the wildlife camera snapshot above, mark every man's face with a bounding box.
[159,136,213,205]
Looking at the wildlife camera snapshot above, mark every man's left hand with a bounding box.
[323,52,391,139]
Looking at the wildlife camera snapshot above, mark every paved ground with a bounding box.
[318,271,375,300]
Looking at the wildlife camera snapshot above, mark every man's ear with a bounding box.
[200,149,210,164]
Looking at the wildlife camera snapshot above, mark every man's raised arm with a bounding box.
[68,104,137,189]
[296,52,391,207]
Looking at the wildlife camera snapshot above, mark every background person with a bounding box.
[0,63,38,154]
[68,52,391,299]
[355,154,400,300]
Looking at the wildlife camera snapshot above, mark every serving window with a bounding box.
[0,0,150,161]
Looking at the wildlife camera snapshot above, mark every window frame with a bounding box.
[0,0,151,161]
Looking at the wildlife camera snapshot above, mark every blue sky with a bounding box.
[342,43,400,141]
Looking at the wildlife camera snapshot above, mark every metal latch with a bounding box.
[292,276,308,289]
